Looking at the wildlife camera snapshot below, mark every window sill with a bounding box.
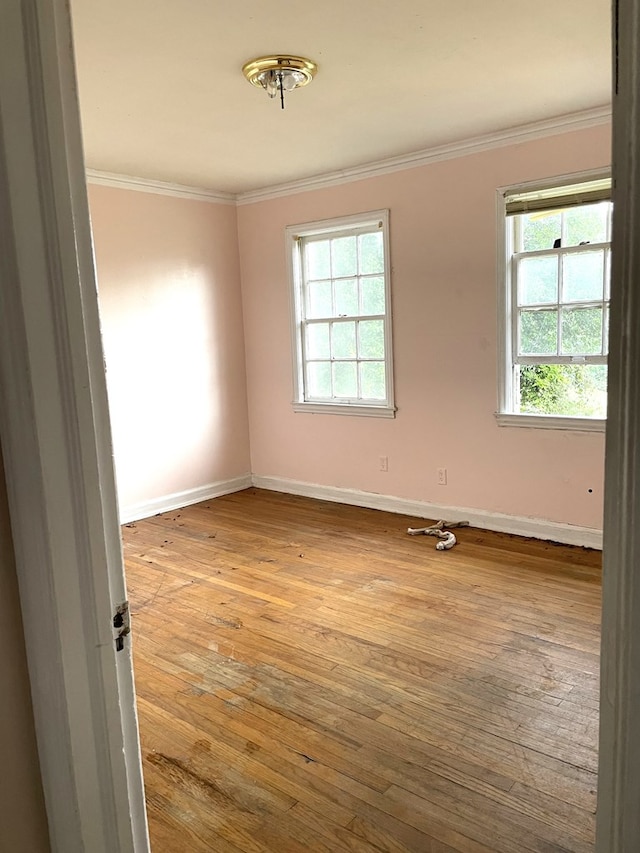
[495,412,606,432]
[293,402,396,418]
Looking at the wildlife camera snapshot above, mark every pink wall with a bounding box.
[89,185,250,515]
[238,125,611,530]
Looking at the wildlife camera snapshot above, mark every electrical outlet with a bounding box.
[380,456,388,472]
[437,467,447,485]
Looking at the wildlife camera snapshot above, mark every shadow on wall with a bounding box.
[89,184,251,514]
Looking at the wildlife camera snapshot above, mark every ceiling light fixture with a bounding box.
[242,55,317,110]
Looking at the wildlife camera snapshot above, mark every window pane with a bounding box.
[360,361,386,399]
[563,202,609,247]
[359,231,384,274]
[518,255,558,305]
[604,306,609,354]
[605,249,611,299]
[334,278,358,317]
[518,364,607,418]
[333,362,357,398]
[306,362,331,398]
[331,322,357,358]
[361,276,385,315]
[305,239,331,279]
[561,307,603,355]
[563,251,604,302]
[305,323,330,359]
[358,320,385,359]
[519,309,558,355]
[331,236,357,277]
[307,280,332,319]
[521,211,561,252]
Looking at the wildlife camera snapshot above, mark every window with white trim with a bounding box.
[499,175,612,427]
[287,210,395,417]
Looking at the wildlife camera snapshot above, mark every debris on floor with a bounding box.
[407,519,469,550]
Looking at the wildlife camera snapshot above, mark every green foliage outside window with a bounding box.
[519,364,607,418]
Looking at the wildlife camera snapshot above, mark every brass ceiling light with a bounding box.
[242,55,317,109]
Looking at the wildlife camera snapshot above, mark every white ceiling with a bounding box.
[70,0,611,195]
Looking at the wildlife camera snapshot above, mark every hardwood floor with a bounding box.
[123,488,601,853]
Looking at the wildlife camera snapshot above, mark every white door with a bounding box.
[0,1,148,851]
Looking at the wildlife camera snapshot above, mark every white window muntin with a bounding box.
[302,319,387,401]
[287,210,395,416]
[512,241,611,363]
[497,169,611,426]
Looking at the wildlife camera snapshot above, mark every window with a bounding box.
[498,174,612,429]
[287,210,395,417]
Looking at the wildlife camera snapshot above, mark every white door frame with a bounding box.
[596,1,640,850]
[0,1,148,851]
[0,0,636,851]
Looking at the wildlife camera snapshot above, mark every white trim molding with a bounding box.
[84,106,611,207]
[292,402,396,418]
[237,106,611,204]
[120,475,252,524]
[496,413,606,432]
[252,475,603,550]
[86,168,236,205]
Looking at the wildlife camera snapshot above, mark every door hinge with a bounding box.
[113,601,130,652]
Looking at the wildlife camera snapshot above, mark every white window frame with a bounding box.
[496,169,611,432]
[287,209,396,417]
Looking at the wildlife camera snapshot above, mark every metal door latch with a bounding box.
[113,601,130,652]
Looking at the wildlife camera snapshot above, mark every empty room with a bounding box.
[0,1,623,852]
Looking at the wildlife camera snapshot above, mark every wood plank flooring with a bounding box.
[123,488,601,853]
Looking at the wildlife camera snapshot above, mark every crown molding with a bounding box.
[84,105,611,207]
[85,168,236,205]
[236,105,612,205]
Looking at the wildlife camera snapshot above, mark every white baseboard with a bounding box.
[251,475,603,550]
[120,474,252,523]
[120,472,603,549]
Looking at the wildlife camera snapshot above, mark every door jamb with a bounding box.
[0,1,149,850]
[597,1,640,849]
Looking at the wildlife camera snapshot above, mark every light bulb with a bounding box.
[261,70,279,98]
[281,70,305,91]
